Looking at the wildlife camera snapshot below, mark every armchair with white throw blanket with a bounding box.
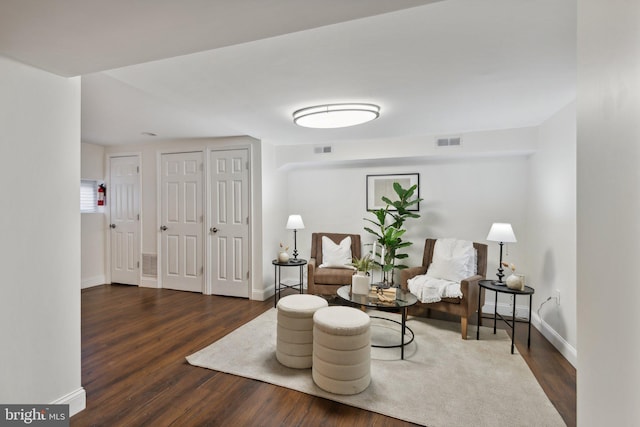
[400,238,487,339]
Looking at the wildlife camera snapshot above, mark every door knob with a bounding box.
[160,225,168,231]
[210,227,218,233]
[109,224,116,229]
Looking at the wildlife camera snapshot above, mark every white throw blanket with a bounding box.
[407,238,475,303]
[408,276,463,303]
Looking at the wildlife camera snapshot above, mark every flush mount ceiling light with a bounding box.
[293,103,380,129]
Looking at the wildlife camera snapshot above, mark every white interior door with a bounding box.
[109,156,140,285]
[209,149,249,297]
[160,152,204,293]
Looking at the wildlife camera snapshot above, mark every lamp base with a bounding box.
[292,229,299,260]
[494,241,505,285]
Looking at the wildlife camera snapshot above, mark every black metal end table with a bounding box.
[477,279,535,354]
[272,258,307,307]
[336,285,418,360]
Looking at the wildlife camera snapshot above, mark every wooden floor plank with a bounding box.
[71,285,575,427]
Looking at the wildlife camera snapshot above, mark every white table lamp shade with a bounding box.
[286,214,305,230]
[486,223,517,243]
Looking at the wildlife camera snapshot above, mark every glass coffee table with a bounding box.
[336,285,418,359]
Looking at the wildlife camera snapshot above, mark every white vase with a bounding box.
[506,273,525,291]
[352,272,371,294]
[278,251,290,263]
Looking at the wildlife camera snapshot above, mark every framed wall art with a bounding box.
[366,173,420,211]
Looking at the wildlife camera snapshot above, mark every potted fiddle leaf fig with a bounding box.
[364,182,423,286]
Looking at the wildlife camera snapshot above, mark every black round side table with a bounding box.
[272,258,307,307]
[477,279,535,354]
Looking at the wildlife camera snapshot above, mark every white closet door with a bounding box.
[110,156,140,286]
[209,149,249,297]
[160,152,204,293]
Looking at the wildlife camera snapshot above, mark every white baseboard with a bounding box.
[252,287,272,301]
[532,313,577,367]
[252,282,307,302]
[81,275,106,289]
[51,387,86,417]
[483,302,577,368]
[140,277,159,288]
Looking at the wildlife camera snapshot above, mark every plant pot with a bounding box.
[278,251,290,263]
[351,272,371,294]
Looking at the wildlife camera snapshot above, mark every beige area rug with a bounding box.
[187,309,565,427]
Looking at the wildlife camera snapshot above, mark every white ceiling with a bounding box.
[0,0,576,147]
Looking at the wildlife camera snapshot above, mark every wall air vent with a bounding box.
[435,136,462,147]
[313,145,332,154]
[142,253,157,277]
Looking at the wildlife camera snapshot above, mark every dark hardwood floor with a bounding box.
[71,285,575,427]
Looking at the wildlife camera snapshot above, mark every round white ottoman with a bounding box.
[312,306,371,395]
[276,294,328,369]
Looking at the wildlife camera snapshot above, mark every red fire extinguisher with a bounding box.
[97,184,106,206]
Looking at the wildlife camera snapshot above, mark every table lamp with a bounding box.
[486,222,517,283]
[286,214,305,260]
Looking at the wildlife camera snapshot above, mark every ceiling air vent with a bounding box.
[313,145,332,154]
[435,136,462,147]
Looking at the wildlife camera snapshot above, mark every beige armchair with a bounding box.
[400,238,487,339]
[307,232,361,296]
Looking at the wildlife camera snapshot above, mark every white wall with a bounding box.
[286,157,528,265]
[577,0,640,424]
[81,142,107,288]
[260,140,289,299]
[0,56,85,414]
[528,101,577,365]
[276,127,537,169]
